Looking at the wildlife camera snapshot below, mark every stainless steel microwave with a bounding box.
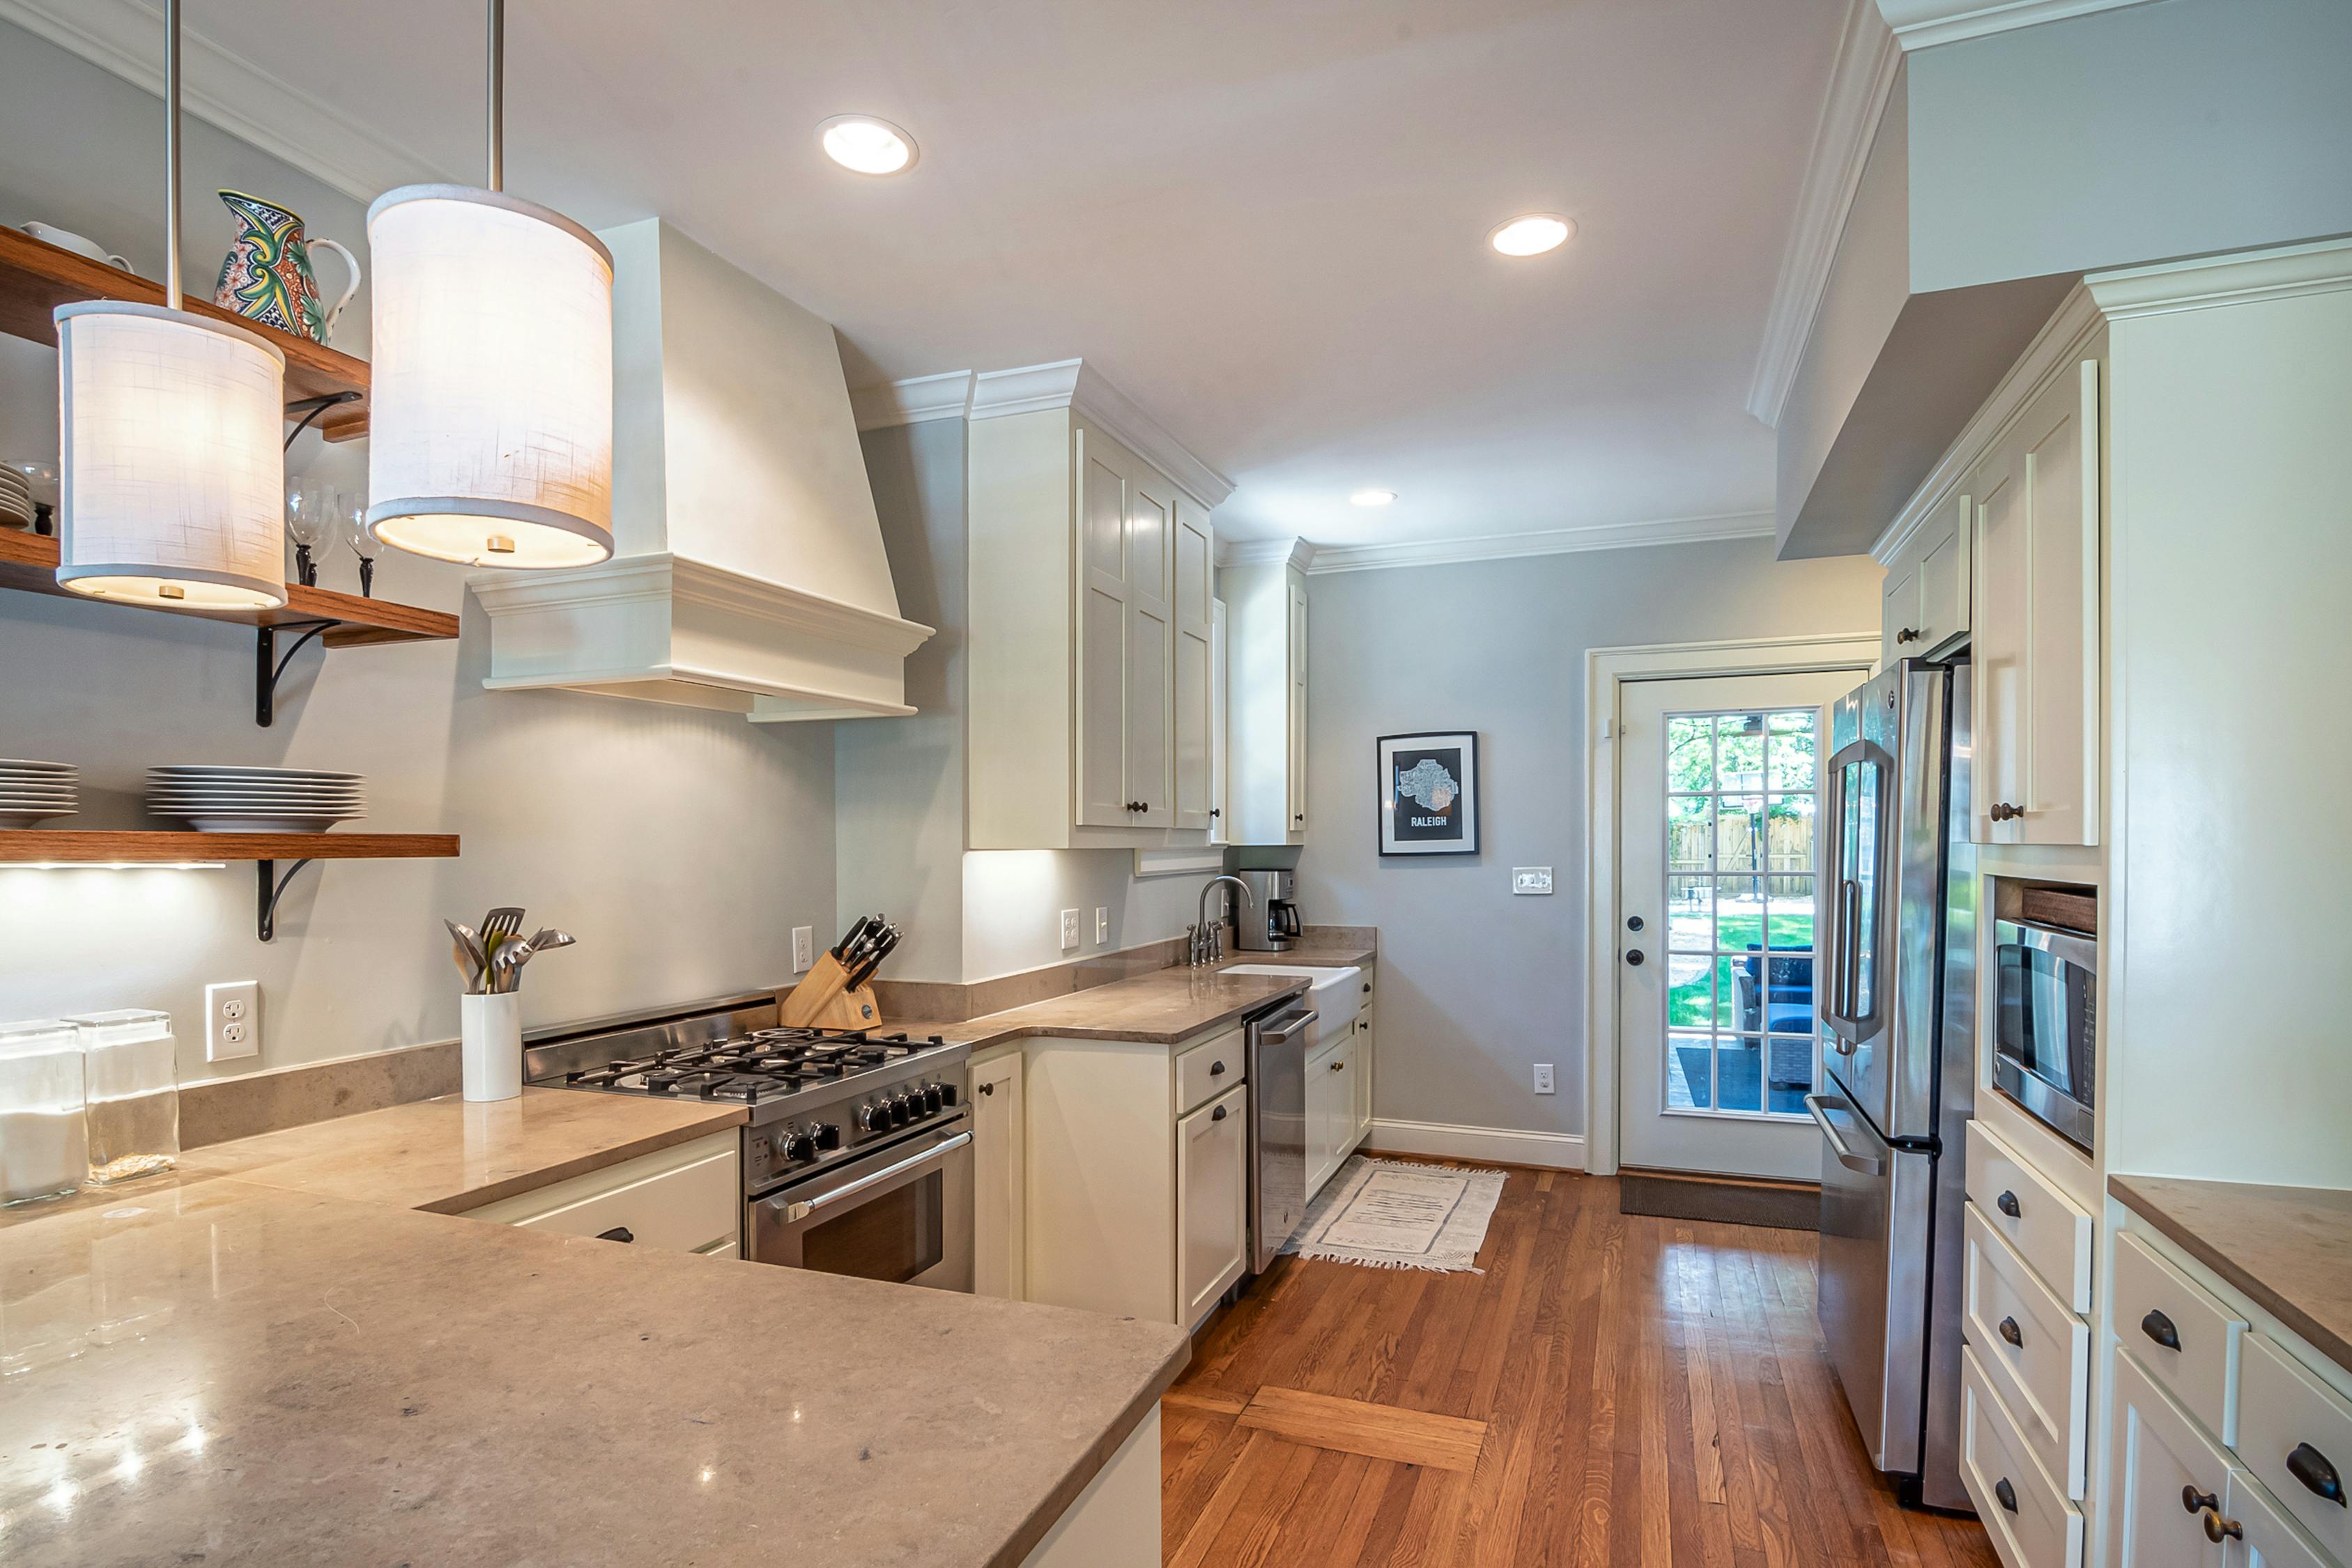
[1992,916,2097,1151]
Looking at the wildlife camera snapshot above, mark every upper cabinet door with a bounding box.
[1075,432,1132,828]
[1971,359,2101,846]
[1286,581,1309,833]
[1125,465,1174,827]
[1173,495,1215,831]
[1882,559,1919,673]
[1917,493,1971,657]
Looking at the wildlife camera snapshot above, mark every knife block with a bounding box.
[778,953,883,1031]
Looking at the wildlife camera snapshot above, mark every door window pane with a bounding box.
[1666,955,1713,1029]
[1767,874,1815,950]
[1714,713,1766,790]
[1768,794,1815,872]
[1666,877,1714,952]
[1717,796,1767,872]
[1668,717,1713,792]
[1668,1032,1712,1110]
[1714,876,1766,951]
[1767,1036,1815,1112]
[1668,796,1712,873]
[1716,1037,1765,1112]
[1768,710,1817,790]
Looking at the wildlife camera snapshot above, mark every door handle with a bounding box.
[1804,1093,1884,1176]
[781,1131,971,1222]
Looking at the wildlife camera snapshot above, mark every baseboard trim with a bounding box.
[1366,1119,1585,1171]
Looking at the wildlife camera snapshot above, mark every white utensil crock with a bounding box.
[461,992,523,1102]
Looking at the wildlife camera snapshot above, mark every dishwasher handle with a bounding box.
[1805,1093,1885,1176]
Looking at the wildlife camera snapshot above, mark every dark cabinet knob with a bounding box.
[1625,949,1645,967]
[976,1080,994,1096]
[2202,1509,2243,1544]
[1997,1316,2024,1348]
[2288,1442,2345,1506]
[1362,982,1371,993]
[1988,801,2024,822]
[1897,627,1921,645]
[2142,1309,2181,1351]
[1212,1104,1228,1121]
[1997,1190,2022,1218]
[1210,1060,1227,1075]
[2182,1484,2220,1515]
[1993,1477,2017,1514]
[596,1226,635,1244]
[1210,808,1221,818]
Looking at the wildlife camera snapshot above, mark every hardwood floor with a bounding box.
[1161,1162,1999,1567]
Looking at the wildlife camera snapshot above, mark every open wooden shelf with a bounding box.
[0,831,459,863]
[0,530,454,648]
[0,225,370,440]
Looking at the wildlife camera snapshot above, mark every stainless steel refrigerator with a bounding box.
[1810,657,1976,1512]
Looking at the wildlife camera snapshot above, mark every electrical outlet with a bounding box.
[206,980,260,1062]
[792,925,814,973]
[1060,909,1082,951]
[1095,907,1109,945]
[1512,867,1554,896]
[1532,1063,1555,1095]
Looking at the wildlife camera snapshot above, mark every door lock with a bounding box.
[1625,949,1645,967]
[1626,915,1645,932]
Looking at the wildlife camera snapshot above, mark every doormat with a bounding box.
[1617,1169,1821,1231]
[1282,1157,1505,1273]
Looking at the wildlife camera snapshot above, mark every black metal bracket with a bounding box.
[256,620,335,726]
[283,390,362,452]
[256,858,315,941]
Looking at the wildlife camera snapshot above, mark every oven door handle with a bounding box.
[781,1131,971,1222]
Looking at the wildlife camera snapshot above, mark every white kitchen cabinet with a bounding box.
[1176,1084,1250,1325]
[971,1045,1027,1301]
[1306,1032,1356,1201]
[1351,1013,1376,1154]
[1882,558,1919,673]
[459,1130,739,1254]
[969,406,1217,849]
[1919,504,1971,658]
[1971,355,2100,847]
[2108,1350,2227,1568]
[1223,544,1310,845]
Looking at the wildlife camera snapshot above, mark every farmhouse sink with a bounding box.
[1222,963,1362,1045]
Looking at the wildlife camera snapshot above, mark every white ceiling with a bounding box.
[43,0,1850,551]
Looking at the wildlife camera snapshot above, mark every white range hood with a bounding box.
[470,219,932,721]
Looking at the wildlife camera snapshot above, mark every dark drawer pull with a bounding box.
[1993,1477,2017,1514]
[2289,1442,2346,1507]
[596,1226,635,1244]
[2183,1484,2220,1515]
[1210,1060,1227,1075]
[1997,1316,2023,1348]
[1996,1190,2022,1218]
[1211,1105,1228,1122]
[2142,1309,2181,1352]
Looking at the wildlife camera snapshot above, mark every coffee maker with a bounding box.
[1236,870,1302,951]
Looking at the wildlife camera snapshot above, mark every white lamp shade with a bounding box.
[364,185,614,569]
[54,302,289,609]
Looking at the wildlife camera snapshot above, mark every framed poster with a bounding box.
[1377,731,1479,856]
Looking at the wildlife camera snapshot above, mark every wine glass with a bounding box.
[343,491,380,597]
[285,477,328,586]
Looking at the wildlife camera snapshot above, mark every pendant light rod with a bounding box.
[164,0,183,307]
[485,0,505,192]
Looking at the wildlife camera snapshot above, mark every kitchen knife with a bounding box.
[843,913,886,970]
[833,914,877,963]
[846,923,900,990]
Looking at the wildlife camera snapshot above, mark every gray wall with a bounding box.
[0,25,837,1077]
[1294,537,1880,1142]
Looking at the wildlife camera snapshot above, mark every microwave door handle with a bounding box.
[781,1130,971,1222]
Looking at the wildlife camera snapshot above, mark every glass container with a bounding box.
[1,1019,87,1206]
[66,1009,179,1183]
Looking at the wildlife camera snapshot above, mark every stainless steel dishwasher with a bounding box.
[1246,1000,1316,1273]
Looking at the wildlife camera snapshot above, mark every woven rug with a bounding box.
[1282,1156,1506,1273]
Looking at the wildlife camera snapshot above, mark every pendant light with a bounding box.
[53,0,289,610]
[363,0,613,569]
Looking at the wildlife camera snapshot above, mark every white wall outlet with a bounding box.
[1060,909,1082,951]
[1532,1063,1555,1095]
[792,925,814,973]
[206,980,261,1063]
[1094,907,1109,945]
[1512,867,1554,896]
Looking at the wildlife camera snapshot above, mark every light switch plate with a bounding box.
[1512,867,1554,896]
[1060,909,1082,951]
[206,980,260,1062]
[1094,907,1109,945]
[792,926,814,973]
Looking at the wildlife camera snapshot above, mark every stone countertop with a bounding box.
[2111,1174,2352,1371]
[1216,943,1378,969]
[0,1176,1187,1567]
[899,967,1311,1050]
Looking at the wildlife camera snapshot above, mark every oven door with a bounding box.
[748,1119,974,1292]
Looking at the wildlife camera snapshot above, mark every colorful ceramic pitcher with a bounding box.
[212,190,361,346]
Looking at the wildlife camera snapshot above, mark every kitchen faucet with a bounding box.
[1188,875,1254,967]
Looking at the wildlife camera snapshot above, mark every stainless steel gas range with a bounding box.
[524,997,974,1292]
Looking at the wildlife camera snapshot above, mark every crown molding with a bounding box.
[969,358,1236,509]
[1223,537,1316,571]
[1746,0,1903,429]
[0,0,443,203]
[1307,512,1775,576]
[2083,236,2352,321]
[1875,0,2162,50]
[850,370,974,431]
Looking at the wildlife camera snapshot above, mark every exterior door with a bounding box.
[1617,668,1859,1179]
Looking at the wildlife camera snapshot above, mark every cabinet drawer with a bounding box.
[2114,1230,2247,1445]
[1965,1203,2091,1497]
[463,1130,739,1254]
[1962,1344,2084,1568]
[2238,1332,2352,1561]
[1965,1119,2093,1312]
[1176,1028,1245,1115]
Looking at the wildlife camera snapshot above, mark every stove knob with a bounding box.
[812,1122,843,1151]
[782,1131,817,1162]
[938,1082,958,1107]
[921,1084,944,1114]
[858,1103,886,1132]
[886,1095,910,1127]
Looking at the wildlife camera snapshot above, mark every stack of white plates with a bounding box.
[146,766,367,833]
[0,468,31,530]
[0,760,77,828]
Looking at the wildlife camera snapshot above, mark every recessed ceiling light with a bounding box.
[1351,489,1397,507]
[817,115,917,176]
[1489,213,1574,256]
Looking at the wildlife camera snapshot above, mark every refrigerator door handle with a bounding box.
[1806,1092,1885,1176]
